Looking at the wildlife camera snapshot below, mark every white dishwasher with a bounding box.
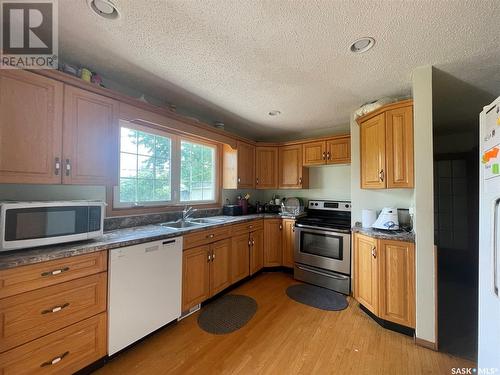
[108,236,182,355]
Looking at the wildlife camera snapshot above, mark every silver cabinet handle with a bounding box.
[41,302,70,315]
[54,157,61,175]
[327,152,331,160]
[252,240,255,246]
[206,233,214,239]
[371,246,377,259]
[299,177,303,184]
[379,169,384,182]
[41,267,69,277]
[65,159,71,176]
[40,351,69,367]
[256,178,259,185]
[494,198,499,297]
[279,224,283,230]
[237,177,241,183]
[207,253,212,262]
[322,151,326,160]
[212,252,216,261]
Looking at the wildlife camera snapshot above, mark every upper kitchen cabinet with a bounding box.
[302,135,351,167]
[0,70,63,184]
[303,141,326,166]
[357,100,414,189]
[278,145,309,189]
[326,136,351,164]
[63,86,118,185]
[223,141,255,189]
[255,146,278,189]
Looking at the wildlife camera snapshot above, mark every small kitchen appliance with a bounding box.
[0,200,105,251]
[294,200,351,295]
[371,207,399,230]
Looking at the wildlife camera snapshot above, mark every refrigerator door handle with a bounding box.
[494,198,500,297]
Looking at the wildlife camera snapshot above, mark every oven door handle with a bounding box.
[295,224,351,236]
[296,265,349,280]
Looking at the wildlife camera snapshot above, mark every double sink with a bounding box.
[158,217,227,229]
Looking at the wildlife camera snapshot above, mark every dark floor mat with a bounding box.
[286,284,348,311]
[197,294,257,334]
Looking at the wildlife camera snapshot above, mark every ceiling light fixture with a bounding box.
[87,0,120,20]
[268,110,281,116]
[350,37,375,53]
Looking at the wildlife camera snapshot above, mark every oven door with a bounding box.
[0,203,104,251]
[294,225,351,275]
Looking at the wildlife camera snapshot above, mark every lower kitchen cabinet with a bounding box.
[210,239,232,295]
[250,229,264,275]
[353,233,415,328]
[182,245,211,311]
[282,219,296,268]
[231,233,250,283]
[264,219,283,267]
[182,239,232,311]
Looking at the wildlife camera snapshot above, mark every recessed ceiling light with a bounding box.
[268,110,281,116]
[87,0,120,20]
[350,37,375,53]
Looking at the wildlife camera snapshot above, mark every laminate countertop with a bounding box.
[0,214,299,270]
[352,225,415,243]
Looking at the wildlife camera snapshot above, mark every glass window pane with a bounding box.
[180,140,216,202]
[120,153,137,178]
[119,125,172,205]
[137,131,155,156]
[155,158,170,180]
[155,136,171,159]
[154,180,171,201]
[138,155,155,179]
[120,178,136,203]
[120,128,137,154]
[137,179,155,202]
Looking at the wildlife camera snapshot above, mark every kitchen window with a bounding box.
[114,121,218,208]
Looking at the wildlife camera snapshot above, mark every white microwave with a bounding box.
[0,201,106,251]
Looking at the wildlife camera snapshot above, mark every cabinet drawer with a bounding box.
[232,220,263,236]
[0,313,106,375]
[183,226,232,249]
[0,251,107,299]
[0,273,107,353]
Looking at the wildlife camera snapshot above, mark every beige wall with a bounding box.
[412,65,436,344]
[349,114,414,224]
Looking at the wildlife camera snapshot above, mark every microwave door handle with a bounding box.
[494,198,500,297]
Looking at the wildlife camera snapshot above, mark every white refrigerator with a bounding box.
[479,97,500,368]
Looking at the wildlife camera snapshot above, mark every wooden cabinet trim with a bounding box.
[355,99,414,125]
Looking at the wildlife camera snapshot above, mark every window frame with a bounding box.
[113,120,220,210]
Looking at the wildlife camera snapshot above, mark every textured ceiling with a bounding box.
[59,0,500,141]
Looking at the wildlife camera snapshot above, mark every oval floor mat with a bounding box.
[197,294,257,334]
[286,284,348,311]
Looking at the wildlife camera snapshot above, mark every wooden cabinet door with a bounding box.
[210,239,232,296]
[182,245,210,311]
[0,70,63,184]
[282,219,295,268]
[279,145,308,188]
[231,233,250,284]
[63,85,118,185]
[237,141,255,188]
[264,219,283,267]
[327,137,351,164]
[386,106,414,188]
[303,141,326,166]
[250,229,264,275]
[256,146,278,189]
[353,234,379,315]
[360,113,386,189]
[378,240,415,328]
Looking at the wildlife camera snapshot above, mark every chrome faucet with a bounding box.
[182,206,197,221]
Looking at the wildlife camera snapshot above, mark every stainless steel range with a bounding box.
[294,200,351,295]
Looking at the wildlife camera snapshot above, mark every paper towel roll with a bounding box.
[362,209,377,228]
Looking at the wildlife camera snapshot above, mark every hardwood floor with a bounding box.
[95,272,474,375]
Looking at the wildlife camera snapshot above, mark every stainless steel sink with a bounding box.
[189,218,226,224]
[159,221,202,229]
